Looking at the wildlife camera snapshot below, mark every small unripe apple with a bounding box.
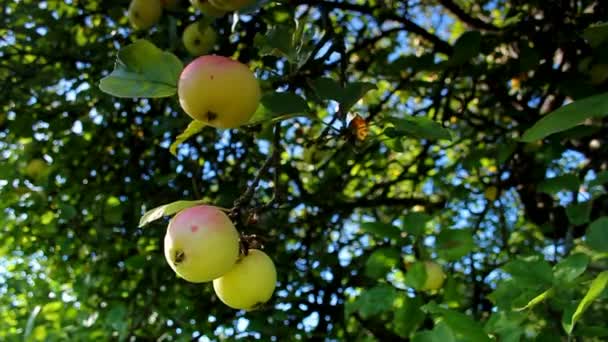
[178,55,261,128]
[422,261,445,291]
[209,0,254,11]
[164,205,240,283]
[191,0,227,17]
[484,186,499,201]
[183,22,217,57]
[25,158,48,180]
[128,0,162,30]
[213,249,277,310]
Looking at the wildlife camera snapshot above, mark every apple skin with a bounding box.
[178,55,261,128]
[209,0,255,11]
[183,22,217,57]
[128,0,162,30]
[422,261,445,291]
[213,249,277,310]
[164,205,240,283]
[191,0,227,17]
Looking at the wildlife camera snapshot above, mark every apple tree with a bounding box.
[1,0,608,340]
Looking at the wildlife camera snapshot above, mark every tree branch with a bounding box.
[438,0,500,31]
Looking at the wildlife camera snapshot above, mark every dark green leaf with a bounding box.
[404,261,428,290]
[309,78,376,111]
[566,271,608,334]
[566,201,592,225]
[586,217,608,252]
[436,229,474,261]
[554,253,590,284]
[589,171,608,187]
[502,258,554,289]
[364,248,401,278]
[352,284,397,319]
[393,296,425,337]
[521,92,608,142]
[583,22,608,48]
[261,92,309,115]
[385,116,452,141]
[360,222,402,240]
[401,212,431,236]
[413,322,456,342]
[537,174,580,195]
[99,40,183,98]
[449,31,482,66]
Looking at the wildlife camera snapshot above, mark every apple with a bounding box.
[128,0,162,30]
[209,0,255,11]
[422,261,445,291]
[213,249,277,310]
[164,205,240,283]
[484,186,499,202]
[183,22,217,57]
[178,55,261,128]
[25,159,48,180]
[191,0,227,17]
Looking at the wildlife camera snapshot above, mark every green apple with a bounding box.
[178,55,261,128]
[128,0,162,30]
[25,158,48,180]
[209,0,255,11]
[191,0,227,17]
[422,261,445,291]
[183,22,217,56]
[164,205,240,283]
[213,249,277,310]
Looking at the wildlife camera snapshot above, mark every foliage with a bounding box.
[1,0,608,341]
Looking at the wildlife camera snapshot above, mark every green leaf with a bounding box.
[413,322,456,342]
[554,253,590,284]
[589,170,608,187]
[393,296,425,337]
[105,303,127,331]
[360,222,402,240]
[521,92,608,142]
[310,78,376,111]
[502,258,554,289]
[169,120,206,156]
[385,116,452,141]
[401,212,431,236]
[514,288,554,311]
[247,92,312,125]
[352,284,397,319]
[261,92,309,115]
[139,199,208,227]
[566,271,608,334]
[436,229,474,261]
[422,305,491,342]
[449,31,482,66]
[405,261,428,290]
[583,22,608,48]
[586,217,608,252]
[566,201,592,225]
[364,248,401,278]
[537,174,580,195]
[99,40,183,98]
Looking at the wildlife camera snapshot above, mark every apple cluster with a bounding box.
[165,205,277,310]
[125,1,271,309]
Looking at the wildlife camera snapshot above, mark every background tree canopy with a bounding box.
[1,0,608,340]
